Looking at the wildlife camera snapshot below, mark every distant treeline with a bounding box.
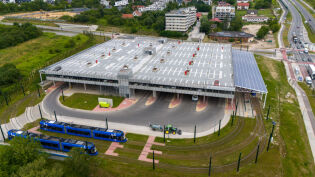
[0,0,100,14]
[0,23,42,49]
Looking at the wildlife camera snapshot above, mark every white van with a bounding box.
[304,48,309,54]
[305,76,312,85]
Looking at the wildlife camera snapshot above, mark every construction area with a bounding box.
[3,10,78,21]
[39,36,267,102]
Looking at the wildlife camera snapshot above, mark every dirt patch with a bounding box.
[4,11,77,20]
[262,59,279,80]
[242,24,277,50]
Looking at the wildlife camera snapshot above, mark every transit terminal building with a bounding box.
[39,36,267,100]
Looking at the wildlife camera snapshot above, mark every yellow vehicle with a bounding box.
[99,102,110,108]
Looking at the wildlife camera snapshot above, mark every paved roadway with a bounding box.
[290,0,315,33]
[282,0,315,86]
[43,88,226,133]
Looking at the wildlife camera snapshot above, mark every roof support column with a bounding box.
[100,85,102,94]
[53,80,55,86]
[39,73,43,83]
[69,82,71,89]
[263,92,267,109]
[153,91,157,98]
[84,83,86,91]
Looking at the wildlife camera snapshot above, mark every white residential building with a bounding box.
[202,0,212,5]
[215,2,235,21]
[165,7,197,32]
[237,0,250,3]
[114,0,128,7]
[242,15,269,23]
[138,0,172,12]
[100,0,110,6]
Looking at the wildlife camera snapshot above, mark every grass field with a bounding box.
[256,55,315,176]
[258,9,275,18]
[14,54,315,176]
[0,33,107,122]
[283,12,292,47]
[59,93,124,110]
[3,18,59,27]
[298,82,315,115]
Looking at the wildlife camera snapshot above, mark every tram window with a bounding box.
[63,145,72,151]
[47,126,63,132]
[67,129,90,136]
[41,142,59,148]
[94,133,111,139]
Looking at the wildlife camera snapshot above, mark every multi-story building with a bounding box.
[100,0,110,7]
[114,0,128,7]
[138,0,172,12]
[215,2,235,21]
[242,15,269,23]
[237,3,249,10]
[165,7,197,32]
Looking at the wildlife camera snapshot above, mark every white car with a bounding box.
[305,76,312,85]
[192,95,198,101]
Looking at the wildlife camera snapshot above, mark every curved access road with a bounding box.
[42,88,226,133]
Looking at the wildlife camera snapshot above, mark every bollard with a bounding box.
[231,111,235,126]
[163,125,165,143]
[21,84,25,96]
[267,133,272,152]
[208,156,212,176]
[54,110,57,122]
[61,88,65,102]
[38,105,42,119]
[218,120,221,136]
[237,152,242,172]
[255,143,260,163]
[106,118,108,129]
[266,105,270,120]
[3,94,8,106]
[37,86,41,97]
[153,150,155,170]
[194,125,196,143]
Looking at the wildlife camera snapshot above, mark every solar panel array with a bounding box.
[232,50,267,93]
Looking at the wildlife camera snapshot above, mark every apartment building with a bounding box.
[215,2,235,21]
[165,7,197,32]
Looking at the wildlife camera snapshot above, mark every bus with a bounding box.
[39,119,127,143]
[7,129,98,155]
[307,64,315,79]
[292,32,298,43]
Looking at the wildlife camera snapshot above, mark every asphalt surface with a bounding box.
[43,88,225,133]
[290,0,315,33]
[283,0,315,86]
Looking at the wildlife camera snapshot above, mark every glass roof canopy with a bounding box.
[232,50,267,93]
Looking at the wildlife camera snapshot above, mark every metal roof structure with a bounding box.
[40,37,267,97]
[232,50,267,93]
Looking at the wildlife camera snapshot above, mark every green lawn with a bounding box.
[298,82,315,115]
[10,51,315,176]
[258,9,275,18]
[3,17,59,27]
[283,12,292,47]
[236,10,247,17]
[0,33,107,122]
[256,55,315,177]
[59,93,124,110]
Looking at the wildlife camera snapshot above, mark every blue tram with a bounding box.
[7,129,98,155]
[39,119,127,143]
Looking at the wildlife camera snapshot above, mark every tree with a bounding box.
[64,148,91,177]
[0,137,42,176]
[256,26,269,39]
[229,16,243,31]
[270,23,280,33]
[14,156,63,177]
[200,17,211,34]
[208,6,212,19]
[0,63,22,86]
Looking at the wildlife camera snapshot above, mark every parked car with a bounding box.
[305,76,312,85]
